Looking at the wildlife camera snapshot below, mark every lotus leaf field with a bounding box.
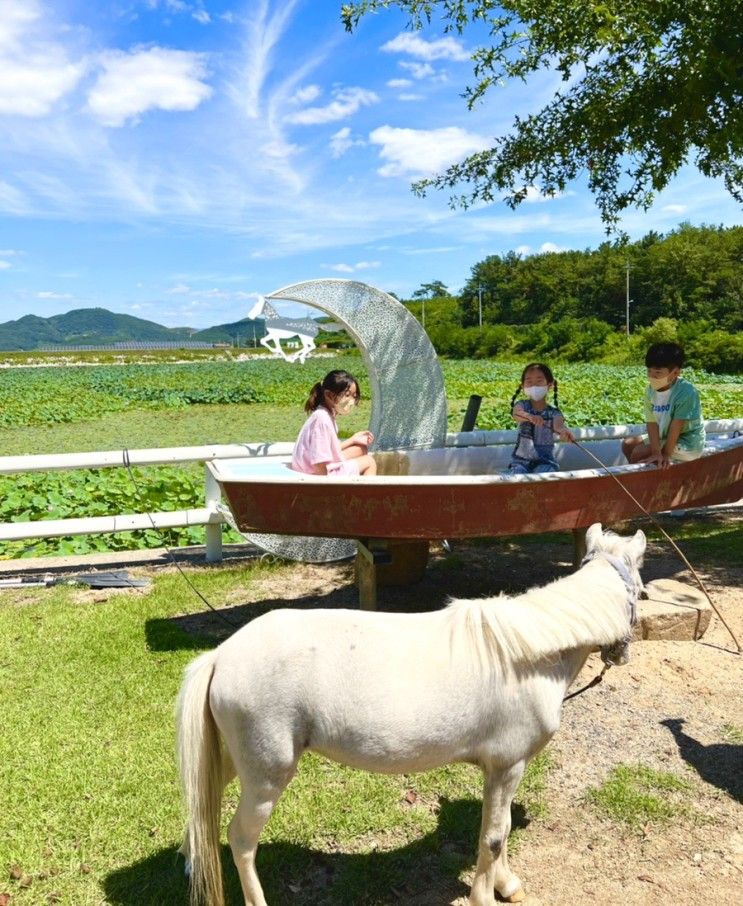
[1,357,741,558]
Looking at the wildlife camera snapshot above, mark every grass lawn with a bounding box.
[0,560,550,906]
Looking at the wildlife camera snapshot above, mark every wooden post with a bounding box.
[572,527,587,568]
[460,394,482,432]
[355,540,392,610]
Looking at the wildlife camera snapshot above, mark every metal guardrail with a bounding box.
[1,420,740,562]
[0,443,293,562]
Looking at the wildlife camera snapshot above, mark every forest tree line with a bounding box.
[400,224,743,373]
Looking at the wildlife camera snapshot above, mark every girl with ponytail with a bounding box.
[509,362,574,474]
[291,370,377,476]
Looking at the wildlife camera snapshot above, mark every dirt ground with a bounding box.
[169,512,743,906]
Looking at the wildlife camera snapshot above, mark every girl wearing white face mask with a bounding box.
[291,370,377,476]
[509,362,574,474]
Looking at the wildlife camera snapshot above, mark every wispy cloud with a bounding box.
[369,125,489,178]
[286,87,379,125]
[399,61,436,80]
[237,0,303,120]
[291,84,322,104]
[329,126,364,158]
[37,290,73,299]
[386,78,412,89]
[325,260,381,273]
[87,47,212,127]
[381,33,469,62]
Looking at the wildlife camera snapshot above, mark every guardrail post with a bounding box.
[204,465,223,562]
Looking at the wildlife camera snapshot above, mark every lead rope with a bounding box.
[570,438,741,654]
[120,449,240,630]
[563,664,610,701]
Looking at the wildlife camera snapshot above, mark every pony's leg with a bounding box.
[229,764,296,906]
[468,760,526,906]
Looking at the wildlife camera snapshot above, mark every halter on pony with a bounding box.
[580,550,641,667]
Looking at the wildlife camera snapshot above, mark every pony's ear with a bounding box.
[585,523,604,553]
[628,529,647,562]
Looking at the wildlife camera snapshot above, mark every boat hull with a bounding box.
[216,442,743,540]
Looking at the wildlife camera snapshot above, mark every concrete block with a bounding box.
[632,578,712,641]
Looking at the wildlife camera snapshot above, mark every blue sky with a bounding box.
[1,0,740,329]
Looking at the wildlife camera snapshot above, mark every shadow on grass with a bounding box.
[661,718,743,803]
[144,536,578,652]
[105,797,531,906]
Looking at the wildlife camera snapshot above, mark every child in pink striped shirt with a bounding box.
[291,370,377,476]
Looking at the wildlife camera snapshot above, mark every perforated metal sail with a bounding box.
[241,279,448,562]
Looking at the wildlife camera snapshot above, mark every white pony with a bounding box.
[176,523,645,906]
[246,296,343,364]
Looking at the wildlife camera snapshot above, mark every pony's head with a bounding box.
[584,523,646,666]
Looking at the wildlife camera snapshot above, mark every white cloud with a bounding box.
[286,86,378,125]
[386,78,412,89]
[398,93,424,102]
[524,186,561,203]
[662,203,687,214]
[382,33,469,62]
[291,84,321,104]
[399,61,435,80]
[329,126,364,158]
[326,260,381,273]
[166,282,191,294]
[0,0,86,117]
[514,244,531,256]
[0,260,11,270]
[37,291,73,299]
[0,248,22,256]
[369,125,489,179]
[539,242,563,253]
[87,47,212,127]
[0,180,29,214]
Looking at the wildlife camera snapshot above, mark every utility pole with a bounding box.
[478,284,483,329]
[625,262,632,337]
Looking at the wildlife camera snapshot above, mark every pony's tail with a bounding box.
[176,650,224,906]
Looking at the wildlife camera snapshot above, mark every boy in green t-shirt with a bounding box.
[622,342,705,469]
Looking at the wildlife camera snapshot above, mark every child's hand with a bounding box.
[530,415,545,427]
[351,430,374,446]
[642,450,669,469]
[558,428,575,442]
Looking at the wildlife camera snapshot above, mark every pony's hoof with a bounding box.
[505,889,525,903]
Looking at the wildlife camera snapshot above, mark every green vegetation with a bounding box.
[721,724,743,744]
[0,357,740,559]
[416,225,743,372]
[586,764,693,828]
[344,3,741,228]
[0,566,549,905]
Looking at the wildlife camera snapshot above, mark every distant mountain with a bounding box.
[0,307,266,350]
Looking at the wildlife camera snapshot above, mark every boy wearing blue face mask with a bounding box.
[622,342,705,469]
[509,362,574,474]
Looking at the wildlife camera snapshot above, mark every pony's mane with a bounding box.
[445,559,633,670]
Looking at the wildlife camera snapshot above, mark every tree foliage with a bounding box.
[405,224,743,371]
[342,1,743,227]
[412,280,450,298]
